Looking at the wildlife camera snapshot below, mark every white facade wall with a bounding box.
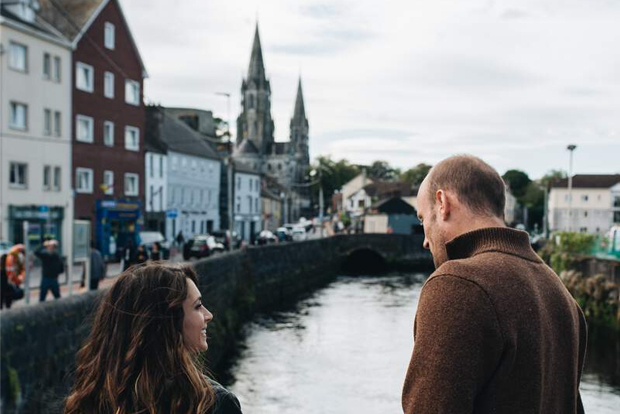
[144,152,167,213]
[548,187,618,234]
[0,20,73,256]
[233,171,261,241]
[165,151,221,240]
[347,188,372,216]
[341,172,372,210]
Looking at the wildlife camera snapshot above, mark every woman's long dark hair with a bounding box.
[64,263,215,414]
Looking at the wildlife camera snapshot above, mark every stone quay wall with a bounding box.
[0,234,429,414]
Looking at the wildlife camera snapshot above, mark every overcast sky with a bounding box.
[121,0,619,179]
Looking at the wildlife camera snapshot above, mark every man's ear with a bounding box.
[436,189,451,221]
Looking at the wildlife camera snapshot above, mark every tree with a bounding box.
[540,169,567,188]
[401,163,432,186]
[310,156,360,212]
[502,170,531,200]
[367,160,400,181]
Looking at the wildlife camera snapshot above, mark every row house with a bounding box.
[0,0,73,256]
[549,174,620,234]
[145,107,222,243]
[39,0,147,257]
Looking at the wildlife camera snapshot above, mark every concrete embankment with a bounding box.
[0,234,430,414]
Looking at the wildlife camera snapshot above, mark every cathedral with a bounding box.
[233,25,311,222]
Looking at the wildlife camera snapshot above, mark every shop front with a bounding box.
[96,200,142,260]
[8,205,65,252]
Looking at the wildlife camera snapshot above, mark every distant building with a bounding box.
[39,0,148,257]
[145,106,221,242]
[504,186,518,226]
[233,162,261,242]
[0,0,73,256]
[144,127,167,236]
[233,25,310,223]
[364,197,420,235]
[548,174,620,234]
[341,172,372,214]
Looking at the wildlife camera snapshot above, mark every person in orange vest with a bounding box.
[6,244,25,286]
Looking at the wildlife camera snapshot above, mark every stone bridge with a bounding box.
[0,234,431,414]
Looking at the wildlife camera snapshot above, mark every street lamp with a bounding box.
[215,92,234,251]
[309,168,324,238]
[567,144,577,232]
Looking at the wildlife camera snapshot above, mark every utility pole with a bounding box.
[567,144,577,232]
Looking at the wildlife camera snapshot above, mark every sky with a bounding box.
[120,0,620,179]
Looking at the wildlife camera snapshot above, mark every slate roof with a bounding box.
[247,23,266,84]
[1,3,69,43]
[370,197,418,216]
[363,181,417,198]
[292,78,306,122]
[551,175,620,189]
[235,139,260,155]
[234,161,260,175]
[145,106,219,160]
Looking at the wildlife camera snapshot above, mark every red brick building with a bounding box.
[40,0,147,257]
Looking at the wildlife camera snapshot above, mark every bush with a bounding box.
[539,232,597,274]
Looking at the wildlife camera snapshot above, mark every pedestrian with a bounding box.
[36,239,64,302]
[122,239,137,271]
[136,245,149,264]
[176,230,185,248]
[88,241,106,291]
[402,155,587,413]
[6,243,25,287]
[63,263,243,414]
[150,241,162,261]
[1,253,24,309]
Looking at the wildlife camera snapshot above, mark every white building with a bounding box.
[233,162,261,242]
[145,107,221,242]
[548,175,620,234]
[341,172,373,214]
[144,141,167,235]
[1,0,73,257]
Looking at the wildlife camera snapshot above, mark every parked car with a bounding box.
[257,230,278,245]
[291,227,307,242]
[211,230,242,250]
[138,231,170,259]
[276,227,292,242]
[185,235,225,260]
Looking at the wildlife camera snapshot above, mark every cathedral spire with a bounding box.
[292,77,306,121]
[247,23,266,83]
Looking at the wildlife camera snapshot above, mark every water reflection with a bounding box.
[224,274,620,414]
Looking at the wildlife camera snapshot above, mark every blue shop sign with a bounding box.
[166,208,178,218]
[96,199,141,220]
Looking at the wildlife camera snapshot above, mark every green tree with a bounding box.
[401,163,432,186]
[367,160,400,181]
[502,169,531,200]
[310,156,360,212]
[540,169,567,188]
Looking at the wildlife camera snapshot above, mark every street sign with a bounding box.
[166,208,178,218]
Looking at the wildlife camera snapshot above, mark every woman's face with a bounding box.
[182,278,213,352]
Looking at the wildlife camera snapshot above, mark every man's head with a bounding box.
[44,239,58,252]
[417,155,506,268]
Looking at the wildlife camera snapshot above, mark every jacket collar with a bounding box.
[445,227,541,263]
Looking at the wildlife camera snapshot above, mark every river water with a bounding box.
[225,274,620,413]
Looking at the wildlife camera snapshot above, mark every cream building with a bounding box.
[1,0,73,257]
[548,175,620,234]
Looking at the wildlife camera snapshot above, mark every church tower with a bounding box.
[236,24,275,155]
[290,78,310,181]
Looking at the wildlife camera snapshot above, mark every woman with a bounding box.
[64,263,242,414]
[135,245,149,264]
[150,242,162,261]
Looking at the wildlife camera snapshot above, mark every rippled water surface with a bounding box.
[226,274,620,413]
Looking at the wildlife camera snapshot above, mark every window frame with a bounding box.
[104,71,115,98]
[104,22,115,50]
[53,111,61,136]
[9,101,28,131]
[9,162,28,189]
[44,108,52,135]
[75,167,94,193]
[124,126,140,151]
[53,166,61,191]
[124,173,139,196]
[75,62,94,92]
[8,41,28,72]
[103,170,114,195]
[125,79,140,106]
[43,165,51,191]
[76,114,94,143]
[103,121,115,147]
[43,52,51,80]
[53,56,61,82]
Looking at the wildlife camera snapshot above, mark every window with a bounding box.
[10,102,27,130]
[104,71,115,98]
[76,115,94,143]
[237,177,241,190]
[614,196,620,208]
[76,62,94,92]
[124,173,139,196]
[248,196,252,213]
[581,195,589,202]
[584,211,588,218]
[102,171,114,195]
[53,167,61,191]
[43,53,51,79]
[255,197,259,212]
[43,165,51,190]
[124,126,139,151]
[104,22,115,50]
[159,156,164,178]
[104,121,114,146]
[9,163,27,188]
[53,56,61,82]
[125,80,140,105]
[236,196,241,213]
[149,154,154,178]
[54,111,61,136]
[615,211,620,223]
[44,109,52,135]
[76,168,93,193]
[159,186,164,211]
[9,41,27,72]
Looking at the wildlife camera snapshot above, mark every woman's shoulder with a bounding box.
[208,380,243,414]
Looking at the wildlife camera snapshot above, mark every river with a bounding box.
[224,273,620,413]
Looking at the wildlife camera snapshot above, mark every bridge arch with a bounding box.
[341,247,388,275]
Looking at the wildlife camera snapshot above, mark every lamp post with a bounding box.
[566,144,577,232]
[309,168,324,238]
[215,92,234,251]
